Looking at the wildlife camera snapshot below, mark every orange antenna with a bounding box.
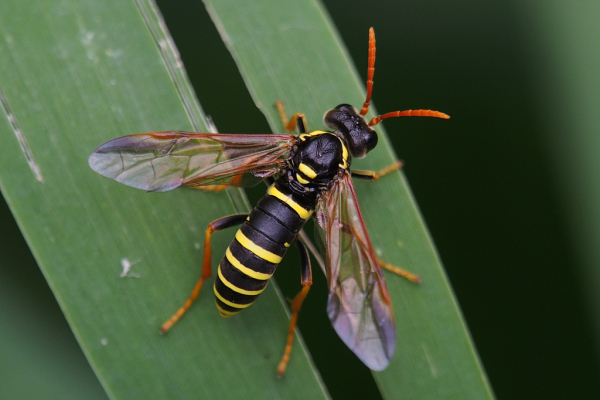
[368,110,450,126]
[360,28,376,116]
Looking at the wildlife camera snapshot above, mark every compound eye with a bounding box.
[350,129,378,158]
[365,129,378,152]
[333,103,354,111]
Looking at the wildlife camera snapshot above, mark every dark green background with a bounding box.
[2,0,599,399]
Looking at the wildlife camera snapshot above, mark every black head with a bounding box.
[323,104,378,158]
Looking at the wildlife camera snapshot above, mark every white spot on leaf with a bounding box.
[120,258,141,278]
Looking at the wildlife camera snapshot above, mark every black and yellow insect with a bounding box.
[88,28,449,375]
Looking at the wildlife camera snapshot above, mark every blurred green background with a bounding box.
[2,0,600,398]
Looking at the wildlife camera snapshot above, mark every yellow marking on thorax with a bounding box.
[296,173,309,184]
[235,230,283,264]
[218,266,266,296]
[213,286,253,309]
[267,185,314,220]
[299,130,328,141]
[338,138,349,169]
[298,163,317,179]
[225,248,272,280]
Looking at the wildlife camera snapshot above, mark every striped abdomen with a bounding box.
[214,183,315,317]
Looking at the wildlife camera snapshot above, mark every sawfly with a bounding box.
[89,28,449,375]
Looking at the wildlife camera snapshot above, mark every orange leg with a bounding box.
[277,285,311,377]
[191,174,245,193]
[338,212,421,285]
[159,214,248,334]
[351,160,403,181]
[378,258,421,284]
[196,185,229,192]
[351,161,421,283]
[275,101,308,133]
[277,239,312,377]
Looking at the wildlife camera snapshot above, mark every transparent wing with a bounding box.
[315,172,395,370]
[88,131,295,191]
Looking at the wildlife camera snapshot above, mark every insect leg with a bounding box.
[160,214,249,334]
[194,174,245,192]
[298,228,325,273]
[349,162,421,281]
[275,101,308,133]
[377,258,421,283]
[338,221,421,284]
[351,160,403,181]
[277,238,312,376]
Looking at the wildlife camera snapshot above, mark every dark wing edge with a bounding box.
[315,172,396,370]
[88,131,295,192]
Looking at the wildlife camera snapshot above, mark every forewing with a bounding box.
[88,131,294,191]
[316,172,395,370]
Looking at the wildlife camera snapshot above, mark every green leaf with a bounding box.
[0,0,493,399]
[0,0,326,399]
[202,0,493,398]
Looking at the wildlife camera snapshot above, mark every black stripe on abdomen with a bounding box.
[214,223,279,317]
[214,184,315,317]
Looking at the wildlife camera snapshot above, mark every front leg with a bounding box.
[275,101,308,133]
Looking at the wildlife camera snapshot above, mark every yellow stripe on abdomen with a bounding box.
[225,248,272,280]
[235,230,283,264]
[267,185,313,220]
[215,301,237,318]
[213,285,253,309]
[217,266,267,296]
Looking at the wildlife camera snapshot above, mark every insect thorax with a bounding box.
[283,132,347,198]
